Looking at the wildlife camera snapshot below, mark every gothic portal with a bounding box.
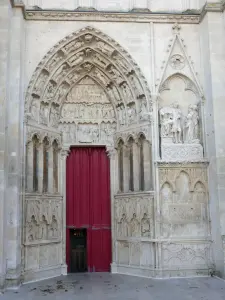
[22,25,212,281]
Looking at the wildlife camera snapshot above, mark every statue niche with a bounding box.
[158,75,203,161]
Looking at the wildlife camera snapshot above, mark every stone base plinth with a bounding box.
[161,143,203,161]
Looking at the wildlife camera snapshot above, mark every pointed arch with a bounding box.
[156,29,204,98]
[25,26,152,129]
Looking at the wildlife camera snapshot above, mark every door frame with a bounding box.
[61,144,117,273]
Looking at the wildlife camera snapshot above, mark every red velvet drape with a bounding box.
[66,147,111,272]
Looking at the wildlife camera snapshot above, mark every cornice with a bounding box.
[9,0,26,17]
[25,10,200,24]
[200,1,224,22]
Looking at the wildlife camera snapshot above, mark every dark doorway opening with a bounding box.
[70,229,87,273]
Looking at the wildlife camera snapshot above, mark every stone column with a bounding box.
[143,140,152,191]
[48,145,53,194]
[38,142,43,193]
[106,147,117,268]
[133,140,140,192]
[26,141,33,192]
[60,147,70,274]
[123,145,130,193]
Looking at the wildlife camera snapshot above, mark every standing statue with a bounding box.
[117,105,126,126]
[170,102,182,144]
[184,104,199,143]
[139,100,149,121]
[160,109,173,138]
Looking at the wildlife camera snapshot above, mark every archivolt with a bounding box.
[25,26,151,129]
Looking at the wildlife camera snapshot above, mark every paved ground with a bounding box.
[1,273,225,299]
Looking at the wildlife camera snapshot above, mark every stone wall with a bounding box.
[1,0,225,289]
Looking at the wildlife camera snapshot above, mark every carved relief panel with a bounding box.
[161,242,213,270]
[159,163,209,238]
[25,196,62,244]
[114,193,154,239]
[60,76,117,145]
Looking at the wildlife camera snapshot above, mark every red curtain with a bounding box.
[66,147,111,272]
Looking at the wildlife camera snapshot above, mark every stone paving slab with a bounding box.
[1,274,225,300]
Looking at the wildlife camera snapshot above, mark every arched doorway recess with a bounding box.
[23,26,153,281]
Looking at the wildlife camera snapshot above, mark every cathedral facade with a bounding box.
[0,0,225,289]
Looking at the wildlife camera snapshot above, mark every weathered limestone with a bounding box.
[1,0,225,290]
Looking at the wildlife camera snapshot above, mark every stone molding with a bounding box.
[10,1,224,23]
[25,10,200,23]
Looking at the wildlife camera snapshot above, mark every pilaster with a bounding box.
[5,4,25,287]
[0,0,11,290]
[60,147,70,273]
[199,9,225,277]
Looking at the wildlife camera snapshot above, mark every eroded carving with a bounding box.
[159,166,209,238]
[184,104,200,144]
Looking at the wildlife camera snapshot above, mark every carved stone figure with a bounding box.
[92,127,99,143]
[160,103,182,143]
[34,72,48,94]
[111,85,121,102]
[53,63,70,82]
[161,183,173,202]
[31,99,39,122]
[129,74,144,98]
[108,66,124,85]
[55,84,69,105]
[184,104,199,144]
[50,105,60,127]
[49,215,59,239]
[64,40,84,53]
[139,99,149,121]
[68,51,85,66]
[127,105,136,124]
[27,215,39,242]
[121,82,133,102]
[45,81,56,101]
[117,105,126,126]
[39,215,48,240]
[96,40,114,57]
[93,53,109,69]
[78,124,99,143]
[141,213,151,237]
[94,69,110,86]
[118,214,129,237]
[160,107,173,138]
[101,123,116,143]
[170,102,182,144]
[193,182,206,203]
[47,51,64,71]
[130,213,140,237]
[40,103,49,125]
[113,54,132,74]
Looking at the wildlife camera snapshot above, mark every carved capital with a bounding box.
[60,147,70,159]
[106,146,116,159]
